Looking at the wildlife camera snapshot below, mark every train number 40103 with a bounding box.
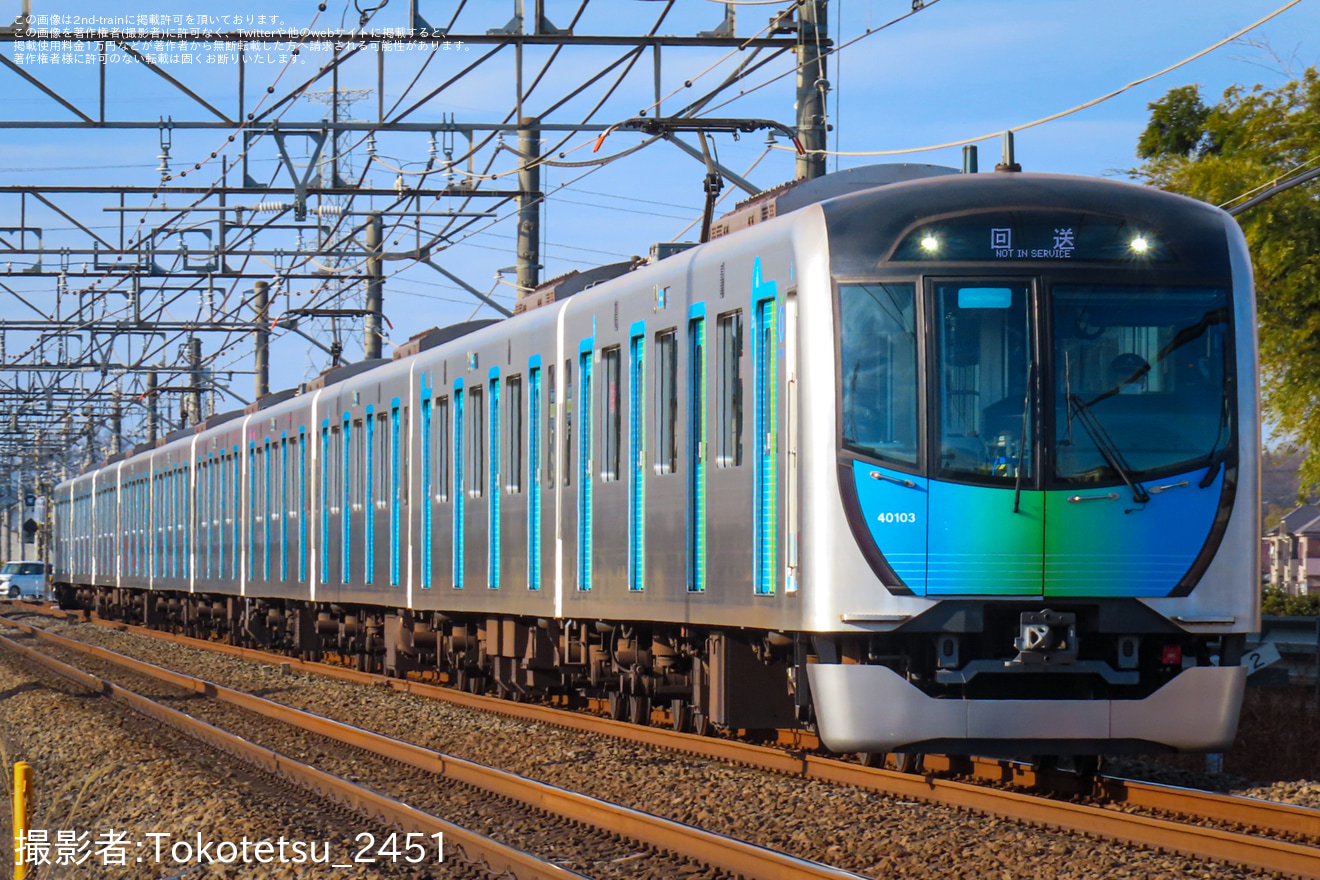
[876,512,917,524]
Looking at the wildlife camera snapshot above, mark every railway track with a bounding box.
[0,608,867,880]
[5,601,1320,878]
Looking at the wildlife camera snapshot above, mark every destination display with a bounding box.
[890,211,1170,262]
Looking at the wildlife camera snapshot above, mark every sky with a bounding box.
[0,0,1316,424]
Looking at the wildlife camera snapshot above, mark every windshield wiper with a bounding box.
[1067,393,1150,504]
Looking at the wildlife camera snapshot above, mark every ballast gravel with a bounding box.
[0,644,496,880]
[14,613,1282,880]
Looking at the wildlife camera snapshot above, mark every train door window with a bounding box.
[489,374,501,589]
[506,374,523,493]
[342,419,352,583]
[280,438,289,581]
[933,281,1033,483]
[399,406,408,508]
[421,398,432,589]
[321,424,331,584]
[171,466,180,578]
[546,364,556,489]
[232,451,241,580]
[436,396,449,501]
[839,283,919,466]
[578,346,593,590]
[753,298,778,595]
[453,384,465,589]
[350,418,361,581]
[688,313,707,592]
[628,329,645,591]
[469,386,484,498]
[563,360,572,487]
[655,329,678,475]
[263,441,272,581]
[207,458,216,579]
[299,429,308,583]
[366,411,377,585]
[390,403,402,587]
[182,466,191,577]
[601,347,621,482]
[717,310,744,467]
[528,365,542,591]
[251,451,259,580]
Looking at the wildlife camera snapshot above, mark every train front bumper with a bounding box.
[806,663,1246,754]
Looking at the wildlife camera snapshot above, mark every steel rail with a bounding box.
[8,603,1320,877]
[0,627,588,880]
[0,612,867,880]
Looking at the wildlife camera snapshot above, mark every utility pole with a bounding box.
[516,117,541,298]
[365,214,384,360]
[187,336,203,426]
[110,391,122,455]
[795,0,828,181]
[254,281,270,398]
[146,371,158,443]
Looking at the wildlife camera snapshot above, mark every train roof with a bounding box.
[818,171,1234,275]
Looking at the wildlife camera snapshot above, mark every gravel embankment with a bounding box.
[6,612,1284,880]
[5,628,718,880]
[0,642,494,880]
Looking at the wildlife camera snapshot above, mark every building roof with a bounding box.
[1271,504,1320,536]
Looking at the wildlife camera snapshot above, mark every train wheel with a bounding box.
[670,699,690,733]
[628,695,651,726]
[691,711,710,737]
[857,752,887,769]
[607,692,627,721]
[894,753,924,774]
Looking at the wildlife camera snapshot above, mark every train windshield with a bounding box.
[933,280,1034,483]
[1052,286,1231,484]
[839,282,920,465]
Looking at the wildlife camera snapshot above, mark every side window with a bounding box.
[436,396,450,501]
[546,364,556,489]
[469,386,484,498]
[601,347,621,481]
[655,329,678,475]
[377,412,389,509]
[398,406,408,507]
[717,310,744,467]
[329,426,341,512]
[352,419,364,511]
[507,375,523,493]
[563,359,573,487]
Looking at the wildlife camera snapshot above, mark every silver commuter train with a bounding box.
[54,165,1259,757]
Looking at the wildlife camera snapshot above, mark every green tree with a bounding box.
[1134,69,1320,494]
[1136,85,1213,159]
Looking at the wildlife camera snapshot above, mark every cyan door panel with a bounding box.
[927,482,1044,596]
[1044,467,1224,597]
[850,461,928,595]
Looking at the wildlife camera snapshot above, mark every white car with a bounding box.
[1,561,50,600]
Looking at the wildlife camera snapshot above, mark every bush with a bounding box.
[1262,585,1320,616]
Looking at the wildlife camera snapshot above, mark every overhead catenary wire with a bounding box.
[767,0,1304,158]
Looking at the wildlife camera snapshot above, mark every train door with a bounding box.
[925,278,1044,596]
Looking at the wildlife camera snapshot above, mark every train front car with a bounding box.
[804,173,1257,757]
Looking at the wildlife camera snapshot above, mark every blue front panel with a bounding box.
[850,462,929,595]
[1044,466,1225,597]
[926,481,1045,596]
